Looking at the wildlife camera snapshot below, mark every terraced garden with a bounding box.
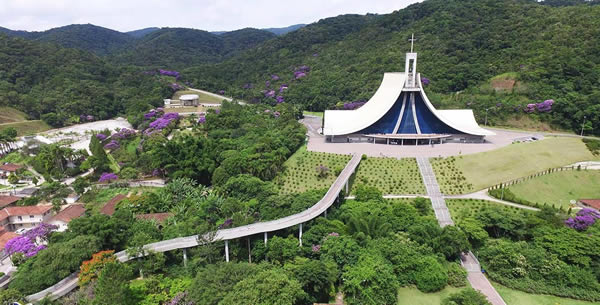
[276,146,351,194]
[446,199,532,223]
[430,156,471,195]
[352,157,425,195]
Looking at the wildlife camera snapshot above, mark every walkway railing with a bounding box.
[26,154,361,302]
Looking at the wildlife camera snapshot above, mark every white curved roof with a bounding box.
[416,74,494,136]
[323,73,406,136]
[180,94,199,100]
[323,72,494,137]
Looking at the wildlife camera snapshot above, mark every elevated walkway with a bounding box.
[27,154,361,302]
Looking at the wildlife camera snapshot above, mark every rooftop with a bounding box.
[100,194,127,216]
[0,205,53,222]
[0,163,22,172]
[580,199,600,210]
[180,94,199,100]
[50,204,85,223]
[0,231,18,249]
[0,195,21,208]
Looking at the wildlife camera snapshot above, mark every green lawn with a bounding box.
[432,137,599,194]
[172,90,226,104]
[352,157,425,195]
[303,111,323,118]
[276,145,351,194]
[493,282,598,305]
[446,199,533,223]
[82,187,155,214]
[508,170,600,210]
[0,107,28,124]
[397,286,467,305]
[0,120,51,136]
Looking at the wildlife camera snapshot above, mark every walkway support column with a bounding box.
[299,223,303,247]
[264,232,268,246]
[182,248,188,267]
[225,240,229,262]
[345,180,349,195]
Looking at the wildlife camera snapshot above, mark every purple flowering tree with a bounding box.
[421,77,430,86]
[276,96,284,104]
[98,172,118,183]
[536,99,554,112]
[265,80,271,87]
[271,74,280,81]
[158,69,180,78]
[565,208,600,231]
[112,128,136,140]
[294,71,307,79]
[279,84,288,93]
[242,83,254,89]
[343,100,367,110]
[95,133,107,141]
[103,140,120,151]
[5,223,57,258]
[218,90,225,95]
[197,116,206,124]
[264,90,276,98]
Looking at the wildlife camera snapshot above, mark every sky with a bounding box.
[0,0,423,32]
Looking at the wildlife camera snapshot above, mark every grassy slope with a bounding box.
[276,145,351,194]
[0,120,52,136]
[172,90,226,104]
[452,137,598,192]
[493,282,598,305]
[0,107,28,123]
[397,286,466,305]
[508,170,600,208]
[352,157,425,195]
[446,199,533,223]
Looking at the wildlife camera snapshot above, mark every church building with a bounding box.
[323,36,494,145]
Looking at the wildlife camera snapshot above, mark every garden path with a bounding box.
[416,157,507,305]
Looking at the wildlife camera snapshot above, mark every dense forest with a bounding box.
[182,0,600,135]
[1,0,599,133]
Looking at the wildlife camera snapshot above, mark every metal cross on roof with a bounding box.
[409,33,417,53]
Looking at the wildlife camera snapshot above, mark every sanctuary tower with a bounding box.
[323,35,494,145]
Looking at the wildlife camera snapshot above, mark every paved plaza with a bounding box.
[302,116,538,158]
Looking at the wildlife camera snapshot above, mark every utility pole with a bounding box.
[484,108,490,126]
[581,115,586,137]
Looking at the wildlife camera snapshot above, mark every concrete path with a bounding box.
[416,157,507,305]
[416,157,453,227]
[446,189,540,211]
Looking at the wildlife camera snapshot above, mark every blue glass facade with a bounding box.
[359,91,463,135]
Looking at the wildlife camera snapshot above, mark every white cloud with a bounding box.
[0,0,423,32]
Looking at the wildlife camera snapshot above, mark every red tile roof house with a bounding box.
[100,194,128,216]
[47,204,86,232]
[579,199,600,210]
[0,163,22,177]
[0,196,21,209]
[0,205,53,231]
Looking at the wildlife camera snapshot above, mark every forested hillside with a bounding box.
[183,0,600,135]
[111,28,277,68]
[0,34,171,127]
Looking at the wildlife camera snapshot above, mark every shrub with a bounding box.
[414,256,448,292]
[446,262,467,287]
[442,288,491,305]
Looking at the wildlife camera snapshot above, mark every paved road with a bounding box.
[27,154,361,302]
[416,157,507,305]
[187,88,233,102]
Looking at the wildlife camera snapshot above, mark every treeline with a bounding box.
[0,34,171,127]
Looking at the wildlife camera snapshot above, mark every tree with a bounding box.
[266,235,300,264]
[354,184,383,202]
[342,253,399,305]
[7,174,19,185]
[0,127,17,142]
[72,177,90,195]
[78,250,116,286]
[188,262,265,305]
[284,257,336,304]
[93,261,135,305]
[442,288,491,305]
[320,235,360,272]
[414,256,448,292]
[458,218,489,249]
[434,226,471,260]
[219,268,308,305]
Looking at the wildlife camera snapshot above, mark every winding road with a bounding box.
[26,153,361,302]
